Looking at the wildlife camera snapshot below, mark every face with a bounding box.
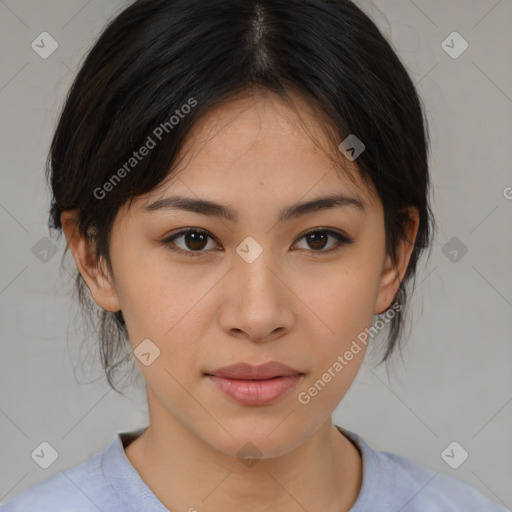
[64,90,417,459]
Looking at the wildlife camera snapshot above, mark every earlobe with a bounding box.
[374,207,420,315]
[61,210,122,313]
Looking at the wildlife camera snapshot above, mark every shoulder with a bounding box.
[381,450,508,511]
[339,428,510,512]
[0,451,116,512]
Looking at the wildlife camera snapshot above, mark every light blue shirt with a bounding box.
[1,425,509,511]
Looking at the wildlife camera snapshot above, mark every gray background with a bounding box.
[1,0,511,507]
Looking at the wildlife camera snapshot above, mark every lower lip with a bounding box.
[206,374,303,405]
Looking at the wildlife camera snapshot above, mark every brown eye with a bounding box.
[293,229,353,254]
[162,227,353,258]
[180,231,209,250]
[305,231,328,250]
[162,229,218,257]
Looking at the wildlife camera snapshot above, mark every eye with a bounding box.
[161,227,353,258]
[292,228,354,254]
[161,228,220,258]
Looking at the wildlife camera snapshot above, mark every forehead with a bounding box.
[138,90,379,214]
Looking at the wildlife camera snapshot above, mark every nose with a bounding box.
[218,245,295,344]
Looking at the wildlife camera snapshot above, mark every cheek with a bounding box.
[293,268,381,413]
[295,252,384,342]
[109,244,188,342]
[292,240,384,388]
[111,246,225,369]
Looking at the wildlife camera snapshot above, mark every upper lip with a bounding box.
[206,361,303,380]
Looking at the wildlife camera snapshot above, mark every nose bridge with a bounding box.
[220,233,293,341]
[235,234,281,309]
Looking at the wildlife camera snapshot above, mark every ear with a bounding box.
[374,207,420,315]
[61,210,122,313]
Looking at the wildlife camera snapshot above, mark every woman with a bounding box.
[1,0,508,510]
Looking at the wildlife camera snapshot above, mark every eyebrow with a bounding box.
[143,193,365,222]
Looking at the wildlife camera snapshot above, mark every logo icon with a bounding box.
[31,441,59,469]
[338,134,365,161]
[441,32,468,59]
[32,237,58,263]
[237,442,262,468]
[31,32,59,59]
[134,338,161,366]
[441,441,469,469]
[236,236,263,264]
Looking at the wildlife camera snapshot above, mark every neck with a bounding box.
[124,406,362,512]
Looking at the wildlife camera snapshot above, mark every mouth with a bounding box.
[205,361,304,380]
[205,374,304,405]
[204,361,305,406]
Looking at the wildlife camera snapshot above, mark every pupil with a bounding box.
[186,232,206,250]
[308,232,327,250]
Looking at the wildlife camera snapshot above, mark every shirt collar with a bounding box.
[101,424,380,512]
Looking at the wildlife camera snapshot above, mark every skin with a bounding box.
[62,89,419,512]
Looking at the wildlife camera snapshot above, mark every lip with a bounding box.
[205,361,305,406]
[206,374,304,405]
[206,361,303,380]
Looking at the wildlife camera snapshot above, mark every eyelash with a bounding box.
[161,228,354,258]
